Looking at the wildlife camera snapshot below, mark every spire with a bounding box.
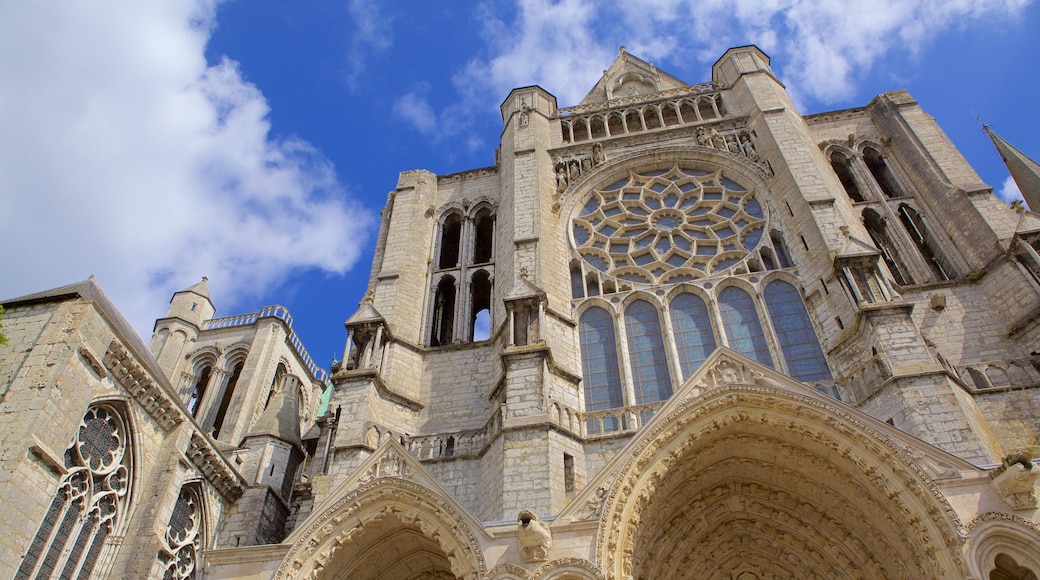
[984,125,1040,211]
[248,374,303,450]
[182,276,212,301]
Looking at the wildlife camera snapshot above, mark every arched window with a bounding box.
[579,307,624,412]
[830,152,864,202]
[770,232,791,268]
[898,203,952,281]
[212,361,244,439]
[437,213,462,269]
[718,286,773,367]
[863,147,904,198]
[266,363,287,410]
[863,208,912,286]
[472,208,495,264]
[764,280,832,381]
[624,300,672,404]
[18,404,133,579]
[571,263,585,299]
[157,485,204,580]
[670,293,718,378]
[430,276,457,346]
[469,270,492,341]
[186,365,211,417]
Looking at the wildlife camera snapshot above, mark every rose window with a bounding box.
[572,165,765,284]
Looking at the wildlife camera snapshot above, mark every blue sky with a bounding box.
[2,0,1038,368]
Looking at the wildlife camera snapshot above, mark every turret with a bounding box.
[150,277,216,376]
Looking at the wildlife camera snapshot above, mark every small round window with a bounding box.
[572,165,765,284]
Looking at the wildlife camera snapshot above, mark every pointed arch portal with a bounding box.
[277,478,486,580]
[594,363,968,580]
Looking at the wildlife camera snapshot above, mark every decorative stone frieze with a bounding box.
[186,434,244,502]
[102,339,182,431]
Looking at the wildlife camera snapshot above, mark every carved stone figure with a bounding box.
[741,133,759,160]
[696,126,710,146]
[711,128,727,150]
[517,510,552,562]
[592,142,606,165]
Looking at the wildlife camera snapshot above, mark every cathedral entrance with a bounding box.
[316,517,455,580]
[593,360,968,580]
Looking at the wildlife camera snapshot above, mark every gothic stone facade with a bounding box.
[3,46,1040,579]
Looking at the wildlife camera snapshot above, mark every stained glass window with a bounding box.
[624,300,672,404]
[17,405,132,580]
[157,487,203,580]
[579,307,624,412]
[572,165,765,285]
[764,280,832,381]
[670,293,718,378]
[718,286,773,367]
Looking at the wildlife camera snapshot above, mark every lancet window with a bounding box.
[830,152,865,202]
[428,205,496,346]
[17,404,133,579]
[764,280,832,382]
[186,365,211,418]
[863,147,904,198]
[579,307,625,415]
[212,360,244,439]
[669,292,717,378]
[624,300,672,404]
[156,485,204,580]
[898,203,953,281]
[718,286,773,367]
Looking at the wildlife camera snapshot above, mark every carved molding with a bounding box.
[186,434,244,502]
[593,383,969,580]
[277,478,487,580]
[102,340,182,431]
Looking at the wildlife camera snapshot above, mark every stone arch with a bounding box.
[967,514,1040,580]
[277,478,487,580]
[594,382,967,580]
[531,558,605,580]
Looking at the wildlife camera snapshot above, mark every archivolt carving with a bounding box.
[594,384,968,579]
[531,558,605,579]
[486,563,530,579]
[276,478,486,580]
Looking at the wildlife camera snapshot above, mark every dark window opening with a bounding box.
[898,204,952,281]
[586,274,600,297]
[771,232,791,268]
[863,147,904,198]
[863,208,913,286]
[571,264,585,299]
[186,366,210,417]
[438,214,463,269]
[830,152,864,202]
[430,277,457,347]
[470,270,492,341]
[473,209,495,263]
[212,361,244,439]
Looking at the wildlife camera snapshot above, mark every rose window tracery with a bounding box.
[17,404,132,579]
[158,486,204,580]
[572,165,765,285]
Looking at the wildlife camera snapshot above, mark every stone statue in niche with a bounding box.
[556,163,568,192]
[696,126,711,147]
[569,160,581,182]
[726,134,741,154]
[711,128,727,150]
[592,142,605,165]
[741,133,759,160]
[516,510,552,562]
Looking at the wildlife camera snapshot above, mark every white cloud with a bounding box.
[450,0,1029,112]
[344,0,394,91]
[998,175,1024,203]
[0,0,372,336]
[393,84,438,136]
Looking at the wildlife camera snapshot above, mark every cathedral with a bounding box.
[2,46,1040,579]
